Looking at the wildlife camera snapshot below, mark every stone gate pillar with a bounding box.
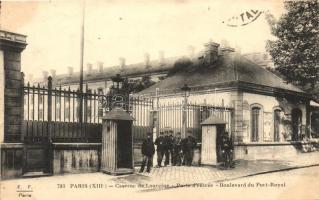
[0,29,27,179]
[0,30,27,142]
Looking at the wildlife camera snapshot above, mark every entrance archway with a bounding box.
[273,108,283,142]
[292,108,302,141]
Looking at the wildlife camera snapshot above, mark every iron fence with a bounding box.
[22,77,154,143]
[23,77,105,143]
[157,103,233,141]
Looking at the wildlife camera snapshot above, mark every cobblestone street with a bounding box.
[2,152,319,200]
[114,151,319,190]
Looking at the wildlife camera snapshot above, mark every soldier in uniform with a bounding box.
[221,132,234,169]
[172,132,183,166]
[139,132,155,173]
[163,131,171,166]
[168,131,175,165]
[183,131,197,166]
[154,132,165,167]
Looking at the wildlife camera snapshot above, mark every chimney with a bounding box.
[220,47,235,56]
[144,53,150,68]
[220,39,235,56]
[97,61,104,73]
[187,45,195,58]
[220,39,230,48]
[42,71,48,80]
[119,57,125,71]
[86,63,93,75]
[159,51,165,64]
[50,69,56,78]
[204,40,220,64]
[67,67,73,76]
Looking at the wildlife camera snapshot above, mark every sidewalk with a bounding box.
[1,151,319,198]
[116,151,319,191]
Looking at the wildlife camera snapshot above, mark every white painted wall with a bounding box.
[243,92,307,143]
[0,50,4,143]
[157,91,233,107]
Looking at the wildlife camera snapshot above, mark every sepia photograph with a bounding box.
[0,0,318,199]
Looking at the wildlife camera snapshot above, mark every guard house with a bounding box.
[101,108,134,175]
[200,115,227,166]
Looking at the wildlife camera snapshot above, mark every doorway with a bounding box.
[216,125,225,163]
[117,121,132,169]
[274,109,282,142]
[292,108,302,141]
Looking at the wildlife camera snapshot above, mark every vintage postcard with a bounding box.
[0,0,318,199]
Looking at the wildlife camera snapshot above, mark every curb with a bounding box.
[139,163,319,192]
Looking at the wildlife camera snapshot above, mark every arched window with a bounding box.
[292,108,302,141]
[251,106,261,142]
[273,108,282,142]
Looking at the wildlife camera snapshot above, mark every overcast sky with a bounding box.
[1,0,285,79]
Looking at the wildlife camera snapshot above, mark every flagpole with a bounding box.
[79,0,85,123]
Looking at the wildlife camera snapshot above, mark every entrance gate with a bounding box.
[22,77,155,172]
[157,103,233,140]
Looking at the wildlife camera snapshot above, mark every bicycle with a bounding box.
[222,149,234,169]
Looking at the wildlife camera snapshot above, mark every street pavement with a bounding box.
[153,165,319,200]
[119,151,319,190]
[1,152,319,200]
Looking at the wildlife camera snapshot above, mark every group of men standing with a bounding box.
[139,130,197,173]
[155,130,197,167]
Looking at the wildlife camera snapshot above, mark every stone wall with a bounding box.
[0,30,26,142]
[52,143,101,175]
[0,144,24,179]
[0,51,4,143]
[243,92,307,143]
[4,51,24,142]
[234,143,299,160]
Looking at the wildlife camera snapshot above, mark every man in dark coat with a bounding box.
[183,131,197,166]
[172,132,183,166]
[139,132,155,173]
[163,131,171,166]
[168,131,175,165]
[154,132,165,167]
[221,132,234,169]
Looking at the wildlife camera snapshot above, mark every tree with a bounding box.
[121,75,155,93]
[168,57,193,76]
[265,0,319,88]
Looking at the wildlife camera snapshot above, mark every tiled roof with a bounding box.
[139,53,304,95]
[201,115,227,125]
[51,56,179,86]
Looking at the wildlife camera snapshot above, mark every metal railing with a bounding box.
[23,77,105,143]
[157,103,233,140]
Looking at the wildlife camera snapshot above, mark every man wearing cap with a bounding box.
[154,132,165,167]
[172,132,183,166]
[163,131,171,166]
[183,131,197,166]
[221,131,234,169]
[139,132,155,173]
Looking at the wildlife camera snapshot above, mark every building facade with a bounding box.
[139,41,313,160]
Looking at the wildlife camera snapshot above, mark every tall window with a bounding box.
[292,108,302,141]
[251,107,261,142]
[274,109,282,142]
